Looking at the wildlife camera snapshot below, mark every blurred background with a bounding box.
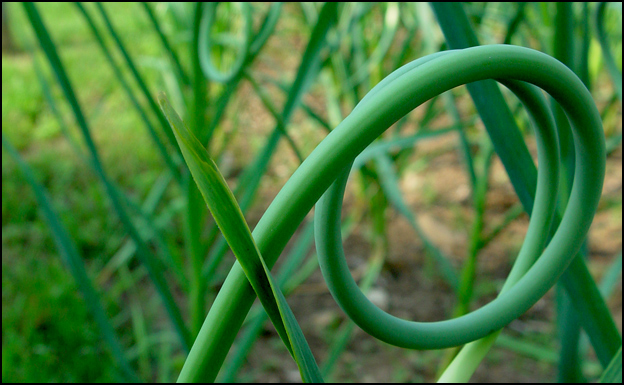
[2,2,621,382]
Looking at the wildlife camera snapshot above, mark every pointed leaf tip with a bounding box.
[157,91,167,107]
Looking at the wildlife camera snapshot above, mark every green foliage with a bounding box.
[2,2,621,383]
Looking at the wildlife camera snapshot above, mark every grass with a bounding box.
[2,2,622,383]
[2,3,167,382]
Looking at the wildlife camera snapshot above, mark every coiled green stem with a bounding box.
[315,45,604,349]
[197,2,282,84]
[198,2,252,83]
[184,44,606,381]
[316,76,562,349]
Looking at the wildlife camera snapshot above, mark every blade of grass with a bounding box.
[599,252,622,298]
[595,2,622,101]
[600,347,622,383]
[455,138,495,315]
[74,2,182,185]
[430,2,538,213]
[606,132,622,155]
[200,1,338,287]
[23,1,191,351]
[243,71,305,164]
[391,5,418,70]
[2,133,140,383]
[442,91,477,190]
[437,134,495,375]
[479,203,524,248]
[31,54,87,162]
[93,2,179,154]
[190,1,208,140]
[559,255,622,367]
[33,13,186,296]
[121,266,151,380]
[194,2,337,372]
[140,2,190,86]
[157,333,174,383]
[573,251,620,378]
[557,283,586,382]
[503,2,527,45]
[184,2,285,314]
[552,5,585,382]
[97,173,185,287]
[495,333,558,363]
[552,2,576,199]
[159,93,323,383]
[185,172,207,336]
[219,219,318,382]
[262,75,334,133]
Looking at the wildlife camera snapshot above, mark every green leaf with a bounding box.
[23,1,191,351]
[595,2,622,101]
[94,2,179,153]
[158,93,323,383]
[600,347,622,383]
[74,2,182,185]
[2,134,139,383]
